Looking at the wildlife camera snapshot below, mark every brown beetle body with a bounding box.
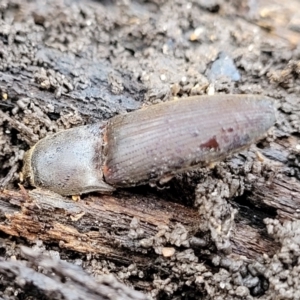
[23,94,276,195]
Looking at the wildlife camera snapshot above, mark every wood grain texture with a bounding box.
[0,184,284,263]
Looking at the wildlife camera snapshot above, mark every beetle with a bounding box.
[22,94,276,196]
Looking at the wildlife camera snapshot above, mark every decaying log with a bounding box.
[0,246,149,300]
[2,0,300,298]
[0,48,145,122]
[1,173,298,264]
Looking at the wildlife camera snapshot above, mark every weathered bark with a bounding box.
[0,188,199,263]
[1,172,296,263]
[0,48,145,122]
[0,246,149,300]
